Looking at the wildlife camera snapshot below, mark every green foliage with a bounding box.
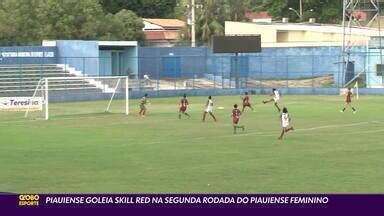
[195,0,250,43]
[196,0,225,42]
[35,0,106,40]
[315,0,343,24]
[262,0,343,23]
[227,0,247,21]
[0,0,348,46]
[0,0,41,45]
[0,0,144,45]
[99,0,177,18]
[103,10,145,41]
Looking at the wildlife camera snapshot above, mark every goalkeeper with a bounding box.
[139,93,149,117]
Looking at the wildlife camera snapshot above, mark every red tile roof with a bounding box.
[352,11,368,21]
[144,31,179,40]
[143,18,185,29]
[245,11,271,20]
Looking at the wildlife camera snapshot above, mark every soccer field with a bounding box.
[1,95,383,193]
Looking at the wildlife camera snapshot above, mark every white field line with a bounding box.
[119,121,384,146]
[221,121,383,138]
[294,121,372,131]
[2,117,383,145]
[120,127,384,147]
[205,122,384,141]
[287,128,384,136]
[0,114,124,125]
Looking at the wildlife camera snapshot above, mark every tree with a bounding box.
[0,0,41,45]
[244,0,264,12]
[262,0,343,24]
[195,0,225,43]
[315,0,343,24]
[35,0,107,40]
[0,0,144,45]
[194,0,251,43]
[227,0,247,21]
[102,10,145,41]
[99,0,177,18]
[262,0,291,21]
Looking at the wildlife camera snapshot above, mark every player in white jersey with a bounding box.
[263,88,281,112]
[278,107,294,140]
[202,96,217,122]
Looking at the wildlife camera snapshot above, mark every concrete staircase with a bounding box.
[0,64,107,96]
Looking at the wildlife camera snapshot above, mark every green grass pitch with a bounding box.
[0,95,383,193]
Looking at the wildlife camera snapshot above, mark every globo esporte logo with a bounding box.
[18,194,40,206]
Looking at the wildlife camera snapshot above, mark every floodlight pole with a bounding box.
[191,0,196,47]
[289,8,301,20]
[342,0,382,87]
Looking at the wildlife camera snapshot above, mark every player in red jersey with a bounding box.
[232,104,245,134]
[241,92,254,112]
[179,94,190,119]
[340,88,356,114]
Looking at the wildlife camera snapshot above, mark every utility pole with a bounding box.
[289,0,313,22]
[299,0,303,21]
[191,0,196,47]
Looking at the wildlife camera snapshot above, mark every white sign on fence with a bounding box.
[0,51,55,58]
[0,97,43,111]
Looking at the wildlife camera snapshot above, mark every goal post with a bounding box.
[25,76,129,120]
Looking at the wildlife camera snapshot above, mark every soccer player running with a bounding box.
[241,92,254,112]
[263,88,281,112]
[179,94,190,119]
[278,107,294,140]
[340,87,357,114]
[139,93,149,117]
[232,104,245,134]
[202,96,217,122]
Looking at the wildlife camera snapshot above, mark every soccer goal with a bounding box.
[25,76,129,120]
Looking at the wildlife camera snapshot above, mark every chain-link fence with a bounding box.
[133,53,378,91]
[0,52,383,97]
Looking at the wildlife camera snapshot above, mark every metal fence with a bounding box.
[133,53,377,90]
[0,52,383,97]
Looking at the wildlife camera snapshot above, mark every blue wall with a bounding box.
[138,46,367,87]
[56,40,99,76]
[99,47,138,77]
[0,43,369,89]
[99,50,112,76]
[366,39,383,87]
[125,47,138,78]
[138,47,208,79]
[0,46,57,65]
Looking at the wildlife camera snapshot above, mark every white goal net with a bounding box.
[25,76,129,120]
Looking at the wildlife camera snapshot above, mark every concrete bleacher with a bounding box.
[0,64,106,96]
